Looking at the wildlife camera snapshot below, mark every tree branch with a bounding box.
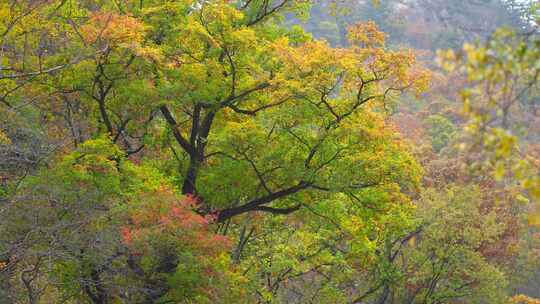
[217,181,310,222]
[160,105,195,156]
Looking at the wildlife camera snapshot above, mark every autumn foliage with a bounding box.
[1,0,539,303]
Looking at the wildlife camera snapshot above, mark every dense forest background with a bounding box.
[1,0,539,303]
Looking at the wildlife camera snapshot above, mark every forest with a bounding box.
[0,0,539,303]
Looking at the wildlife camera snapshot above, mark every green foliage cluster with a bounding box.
[424,114,456,152]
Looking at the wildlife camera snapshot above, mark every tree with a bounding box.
[438,10,540,212]
[0,0,429,223]
[423,114,456,152]
[396,186,508,304]
[0,0,432,302]
[0,137,243,303]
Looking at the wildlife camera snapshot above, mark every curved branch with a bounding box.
[253,204,302,214]
[217,181,310,222]
[160,105,195,156]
